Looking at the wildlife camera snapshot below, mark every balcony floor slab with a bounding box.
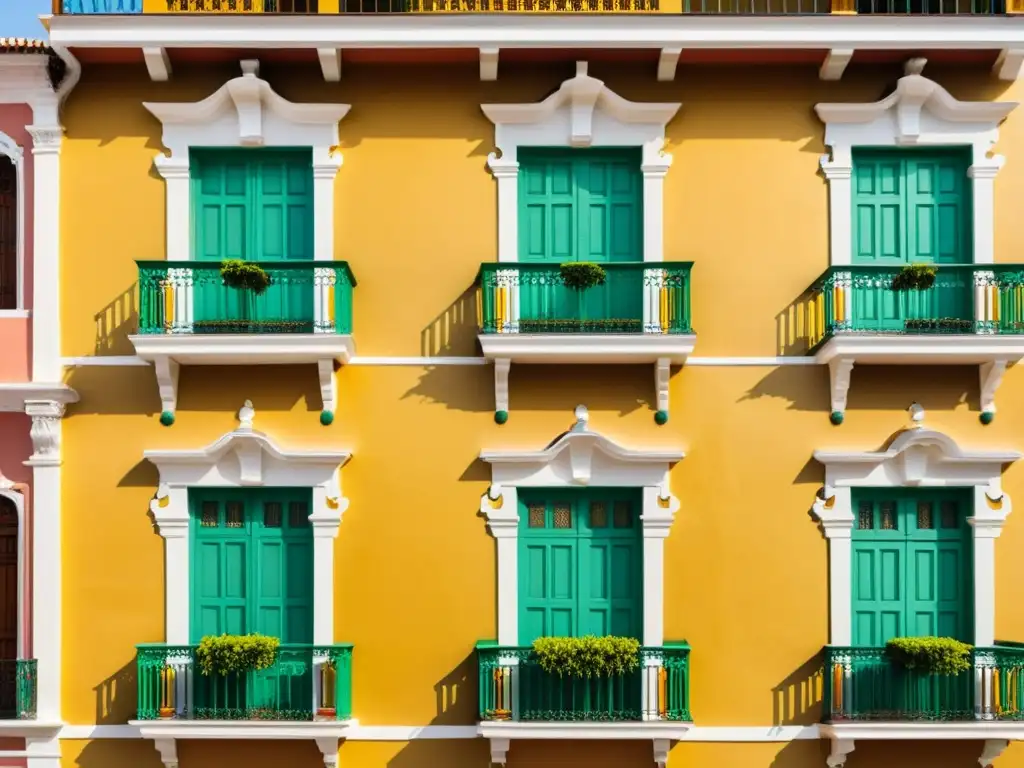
[478,333,697,364]
[813,333,1024,366]
[0,720,62,739]
[130,333,356,366]
[133,719,357,740]
[822,721,1024,740]
[478,721,693,741]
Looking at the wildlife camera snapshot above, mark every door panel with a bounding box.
[851,490,971,647]
[518,491,641,645]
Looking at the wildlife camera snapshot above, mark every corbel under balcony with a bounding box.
[480,724,691,768]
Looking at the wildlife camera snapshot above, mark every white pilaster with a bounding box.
[26,126,63,382]
[23,400,65,722]
[313,157,343,262]
[968,484,1010,648]
[968,164,1000,266]
[640,147,671,263]
[814,487,854,646]
[25,735,61,768]
[821,161,852,267]
[154,157,191,260]
[640,484,678,647]
[310,480,346,645]
[488,155,519,264]
[482,485,519,646]
[150,486,190,645]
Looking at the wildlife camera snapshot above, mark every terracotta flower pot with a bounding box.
[317,707,337,720]
[490,709,512,721]
[158,707,175,720]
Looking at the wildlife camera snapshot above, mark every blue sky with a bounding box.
[0,1,52,40]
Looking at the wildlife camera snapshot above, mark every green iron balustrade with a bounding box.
[136,643,353,721]
[0,660,37,720]
[806,264,1024,350]
[476,641,690,722]
[478,262,693,336]
[823,645,1024,722]
[136,261,356,336]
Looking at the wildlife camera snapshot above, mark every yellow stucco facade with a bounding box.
[53,57,1024,767]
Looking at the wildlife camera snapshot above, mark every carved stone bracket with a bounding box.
[25,400,65,466]
[826,736,855,768]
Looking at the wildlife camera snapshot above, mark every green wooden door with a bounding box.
[851,489,972,647]
[851,149,971,332]
[517,149,643,327]
[190,489,314,713]
[517,489,642,644]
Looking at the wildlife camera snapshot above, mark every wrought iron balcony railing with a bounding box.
[478,262,693,336]
[477,641,691,722]
[824,645,1024,722]
[56,0,1018,12]
[136,643,353,721]
[0,660,37,720]
[136,260,355,336]
[806,264,1024,351]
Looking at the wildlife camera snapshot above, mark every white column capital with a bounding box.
[24,401,65,467]
[26,125,63,154]
[482,486,519,538]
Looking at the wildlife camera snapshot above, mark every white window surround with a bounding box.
[0,475,27,661]
[135,60,353,424]
[813,58,1023,424]
[811,422,1024,768]
[479,65,690,423]
[0,131,24,310]
[143,58,350,264]
[816,57,1018,269]
[478,407,686,766]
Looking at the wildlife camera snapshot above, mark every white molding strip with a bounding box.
[63,355,822,368]
[60,724,821,742]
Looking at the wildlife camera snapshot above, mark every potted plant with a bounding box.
[220,259,272,296]
[559,262,607,291]
[891,264,938,292]
[884,636,972,676]
[532,635,641,678]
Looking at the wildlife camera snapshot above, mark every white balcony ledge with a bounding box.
[479,333,696,426]
[821,722,1024,768]
[133,719,357,768]
[129,333,356,427]
[479,720,693,768]
[813,334,1024,426]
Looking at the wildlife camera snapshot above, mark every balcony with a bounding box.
[476,641,691,765]
[130,260,356,425]
[805,264,1024,423]
[0,660,36,721]
[821,645,1024,766]
[477,261,694,423]
[132,643,354,760]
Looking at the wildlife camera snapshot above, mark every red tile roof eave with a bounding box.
[0,39,51,55]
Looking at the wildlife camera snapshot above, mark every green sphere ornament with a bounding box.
[654,410,669,425]
[980,410,995,425]
[494,410,509,425]
[320,410,335,426]
[159,411,175,427]
[830,411,844,426]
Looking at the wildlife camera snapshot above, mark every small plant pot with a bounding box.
[158,707,176,720]
[316,707,337,720]
[489,709,512,721]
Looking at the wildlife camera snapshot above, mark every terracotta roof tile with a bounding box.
[0,38,51,55]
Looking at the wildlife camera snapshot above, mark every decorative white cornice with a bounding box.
[144,59,350,151]
[482,61,679,150]
[481,405,684,488]
[815,58,1018,146]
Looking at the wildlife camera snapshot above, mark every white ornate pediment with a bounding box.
[480,405,684,490]
[143,59,351,162]
[816,58,1018,158]
[482,61,680,158]
[144,401,351,489]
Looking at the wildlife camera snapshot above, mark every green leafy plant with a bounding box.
[195,633,280,677]
[904,318,974,333]
[885,636,973,676]
[518,318,643,334]
[559,262,607,291]
[532,635,641,678]
[220,259,272,295]
[891,264,938,292]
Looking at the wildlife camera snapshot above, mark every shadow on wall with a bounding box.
[94,657,137,725]
[740,365,973,415]
[94,283,139,357]
[773,651,824,727]
[403,362,655,416]
[421,284,480,358]
[775,288,818,358]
